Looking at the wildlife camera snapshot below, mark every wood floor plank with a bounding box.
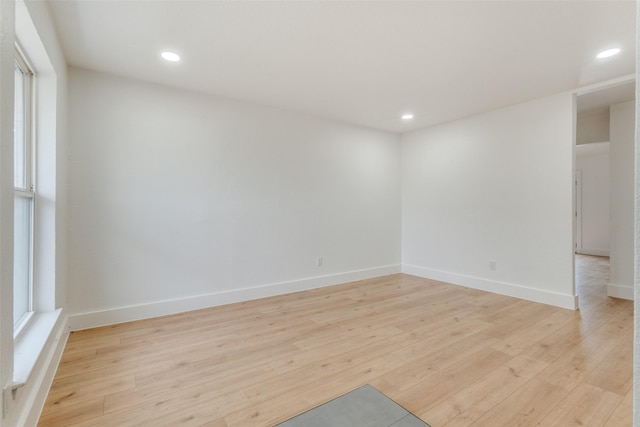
[490,309,576,356]
[243,336,401,404]
[537,382,622,427]
[375,330,499,394]
[37,398,104,427]
[420,355,548,426]
[73,389,248,427]
[468,378,568,427]
[61,334,120,355]
[521,320,592,364]
[535,305,634,392]
[49,353,176,390]
[38,255,632,427]
[584,328,634,395]
[104,365,273,415]
[41,374,135,415]
[390,347,513,415]
[604,386,633,427]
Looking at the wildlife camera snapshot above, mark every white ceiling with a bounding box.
[577,80,636,112]
[47,0,636,133]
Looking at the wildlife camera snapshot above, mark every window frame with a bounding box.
[13,45,36,337]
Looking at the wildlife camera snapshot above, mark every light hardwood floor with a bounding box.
[38,256,632,426]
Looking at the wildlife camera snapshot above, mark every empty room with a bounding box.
[0,1,637,426]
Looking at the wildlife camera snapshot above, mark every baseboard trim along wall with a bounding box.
[402,264,579,310]
[607,283,634,300]
[576,248,610,257]
[67,265,402,331]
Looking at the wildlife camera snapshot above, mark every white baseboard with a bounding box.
[67,265,402,331]
[576,248,610,257]
[402,264,578,310]
[12,312,69,427]
[607,283,634,300]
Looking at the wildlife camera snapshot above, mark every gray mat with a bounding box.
[275,385,431,427]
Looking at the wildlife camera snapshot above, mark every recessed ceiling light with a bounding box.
[402,113,414,120]
[597,48,621,59]
[161,51,181,62]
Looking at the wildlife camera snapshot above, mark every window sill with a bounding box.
[13,311,35,341]
[13,309,62,388]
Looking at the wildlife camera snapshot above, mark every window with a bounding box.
[13,47,35,333]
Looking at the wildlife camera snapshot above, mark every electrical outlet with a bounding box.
[489,260,496,271]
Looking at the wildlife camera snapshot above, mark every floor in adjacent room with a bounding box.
[38,255,632,426]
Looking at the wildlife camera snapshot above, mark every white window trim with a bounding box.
[14,43,34,193]
[11,0,61,395]
[13,45,36,337]
[12,309,62,388]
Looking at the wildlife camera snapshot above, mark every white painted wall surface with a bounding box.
[609,101,635,299]
[401,93,576,308]
[67,68,401,327]
[576,108,609,145]
[575,142,610,256]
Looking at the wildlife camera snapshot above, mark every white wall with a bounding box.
[401,93,576,308]
[575,142,610,256]
[66,68,401,328]
[608,101,635,299]
[576,107,609,145]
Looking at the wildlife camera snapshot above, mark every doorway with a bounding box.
[574,79,635,304]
